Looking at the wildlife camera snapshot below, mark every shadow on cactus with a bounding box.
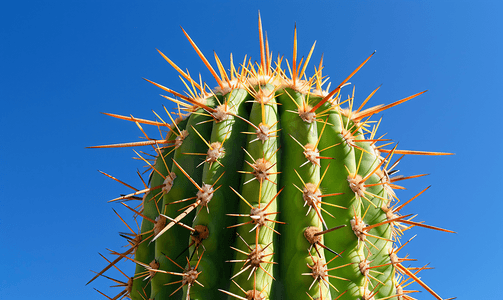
[87,14,456,300]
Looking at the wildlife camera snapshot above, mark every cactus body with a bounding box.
[89,17,453,300]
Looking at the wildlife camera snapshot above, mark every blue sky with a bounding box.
[1,1,502,299]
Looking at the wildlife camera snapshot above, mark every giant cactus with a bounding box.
[88,15,454,300]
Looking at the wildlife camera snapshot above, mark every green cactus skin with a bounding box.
[88,16,455,300]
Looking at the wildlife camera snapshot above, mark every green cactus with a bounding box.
[88,15,454,300]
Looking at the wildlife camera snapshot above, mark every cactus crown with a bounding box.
[88,14,454,300]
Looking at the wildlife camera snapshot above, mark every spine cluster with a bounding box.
[88,16,454,300]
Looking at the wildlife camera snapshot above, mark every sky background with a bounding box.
[1,1,502,299]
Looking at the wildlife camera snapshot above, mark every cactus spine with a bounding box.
[88,15,454,300]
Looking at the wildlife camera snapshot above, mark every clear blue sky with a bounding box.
[1,1,502,299]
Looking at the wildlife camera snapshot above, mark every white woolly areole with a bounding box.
[360,289,376,300]
[371,143,384,160]
[395,285,404,300]
[311,88,330,98]
[375,168,395,199]
[308,256,328,281]
[175,130,189,149]
[252,158,271,183]
[249,206,266,226]
[298,104,316,123]
[206,142,225,164]
[303,183,322,208]
[162,172,177,194]
[348,174,366,197]
[148,260,159,279]
[246,74,276,87]
[283,78,311,94]
[245,289,266,300]
[255,88,275,104]
[212,78,247,95]
[126,277,133,294]
[350,216,366,242]
[359,259,370,277]
[303,143,320,166]
[197,183,214,207]
[189,94,212,112]
[212,104,231,122]
[382,202,397,221]
[182,266,199,287]
[248,245,266,268]
[153,215,167,236]
[341,128,356,147]
[389,251,399,265]
[256,123,270,143]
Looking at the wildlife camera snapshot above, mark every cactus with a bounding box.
[88,15,454,300]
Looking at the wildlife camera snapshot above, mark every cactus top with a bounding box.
[88,15,455,300]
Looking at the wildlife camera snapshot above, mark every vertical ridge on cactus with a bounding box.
[88,14,454,300]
